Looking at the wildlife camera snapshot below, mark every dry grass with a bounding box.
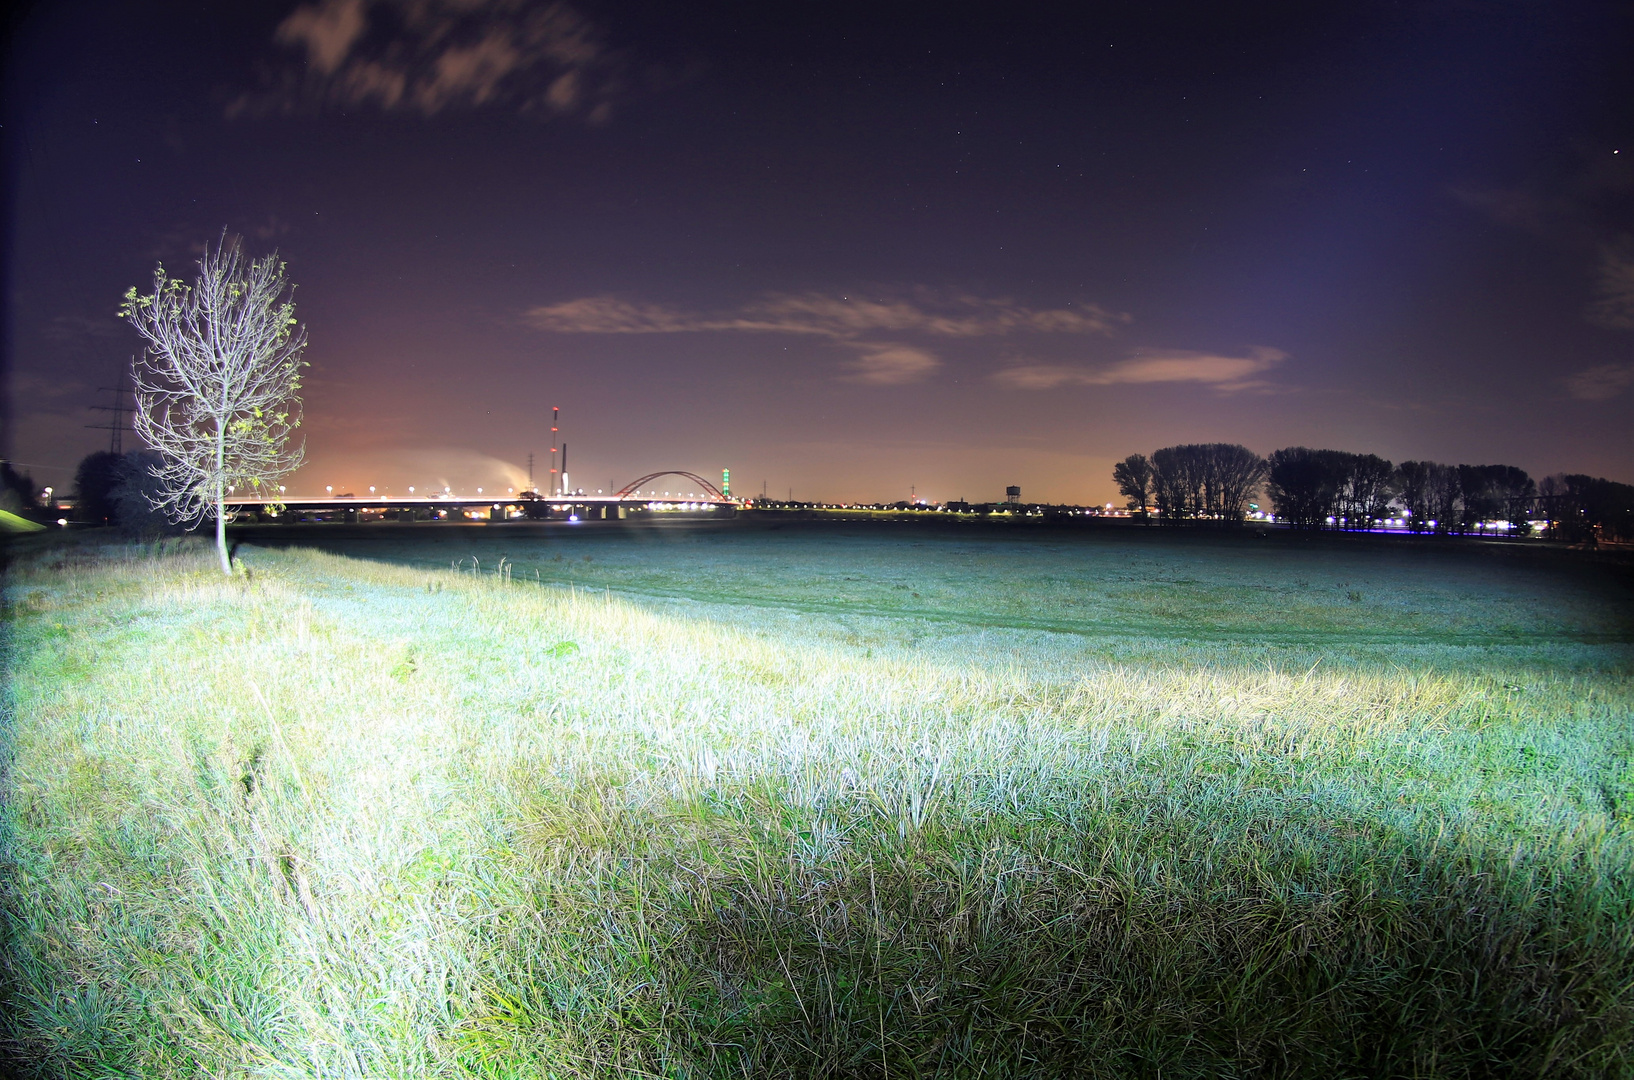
[2,535,1631,1077]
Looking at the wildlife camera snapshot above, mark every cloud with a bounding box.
[1451,151,1634,333]
[737,293,1126,338]
[525,296,703,334]
[524,291,1126,339]
[1588,245,1634,330]
[277,0,368,75]
[992,347,1288,392]
[1565,363,1634,401]
[842,345,941,385]
[525,289,1124,387]
[233,0,617,119]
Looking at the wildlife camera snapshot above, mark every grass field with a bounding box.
[3,523,1633,1077]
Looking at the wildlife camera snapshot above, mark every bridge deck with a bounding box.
[224,495,734,510]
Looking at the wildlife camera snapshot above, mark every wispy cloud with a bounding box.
[738,293,1126,338]
[992,347,1288,392]
[232,0,617,120]
[526,290,1127,386]
[842,345,941,385]
[525,296,702,334]
[525,291,1127,339]
[278,0,368,75]
[1451,151,1634,333]
[1587,244,1634,330]
[1565,362,1634,401]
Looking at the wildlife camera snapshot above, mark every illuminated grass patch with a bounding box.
[2,536,1631,1077]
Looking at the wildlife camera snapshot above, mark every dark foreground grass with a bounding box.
[2,533,1632,1077]
[475,770,1633,1078]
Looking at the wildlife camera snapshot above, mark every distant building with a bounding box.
[1005,485,1021,504]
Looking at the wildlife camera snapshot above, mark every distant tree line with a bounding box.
[1537,473,1634,543]
[1111,444,1266,523]
[1,462,42,515]
[1114,444,1634,542]
[70,450,179,536]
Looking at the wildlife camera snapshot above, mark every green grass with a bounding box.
[238,522,1634,645]
[2,530,1632,1077]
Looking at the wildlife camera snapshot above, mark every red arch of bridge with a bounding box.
[616,471,728,500]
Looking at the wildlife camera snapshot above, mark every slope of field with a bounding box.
[2,531,1632,1077]
[234,519,1634,645]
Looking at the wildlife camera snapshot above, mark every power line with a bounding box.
[86,372,132,454]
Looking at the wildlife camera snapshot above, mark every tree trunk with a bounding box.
[215,419,230,574]
[216,483,231,575]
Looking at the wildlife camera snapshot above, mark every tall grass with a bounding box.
[2,536,1632,1077]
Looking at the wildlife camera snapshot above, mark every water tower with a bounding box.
[1005,485,1021,504]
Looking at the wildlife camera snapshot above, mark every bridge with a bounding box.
[223,470,738,523]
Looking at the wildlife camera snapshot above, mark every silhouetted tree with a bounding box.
[123,234,307,573]
[1337,454,1396,530]
[1395,460,1434,532]
[1267,447,1348,529]
[1423,463,1462,533]
[1456,464,1534,532]
[1151,445,1204,521]
[73,450,124,526]
[1112,454,1153,519]
[111,450,178,538]
[1485,466,1536,512]
[1393,460,1463,533]
[0,462,41,515]
[1149,443,1266,524]
[1545,473,1634,543]
[1205,443,1270,522]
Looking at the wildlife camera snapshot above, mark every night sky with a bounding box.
[6,1,1632,505]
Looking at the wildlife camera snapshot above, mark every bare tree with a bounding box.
[1151,444,1206,521]
[1395,460,1434,532]
[1149,443,1265,523]
[1268,447,1348,529]
[1111,454,1153,519]
[122,235,306,574]
[1337,454,1396,530]
[1202,443,1268,521]
[1456,464,1533,532]
[1423,463,1462,533]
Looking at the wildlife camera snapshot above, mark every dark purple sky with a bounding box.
[6,0,1632,504]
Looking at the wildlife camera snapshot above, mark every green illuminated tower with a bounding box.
[722,468,731,498]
